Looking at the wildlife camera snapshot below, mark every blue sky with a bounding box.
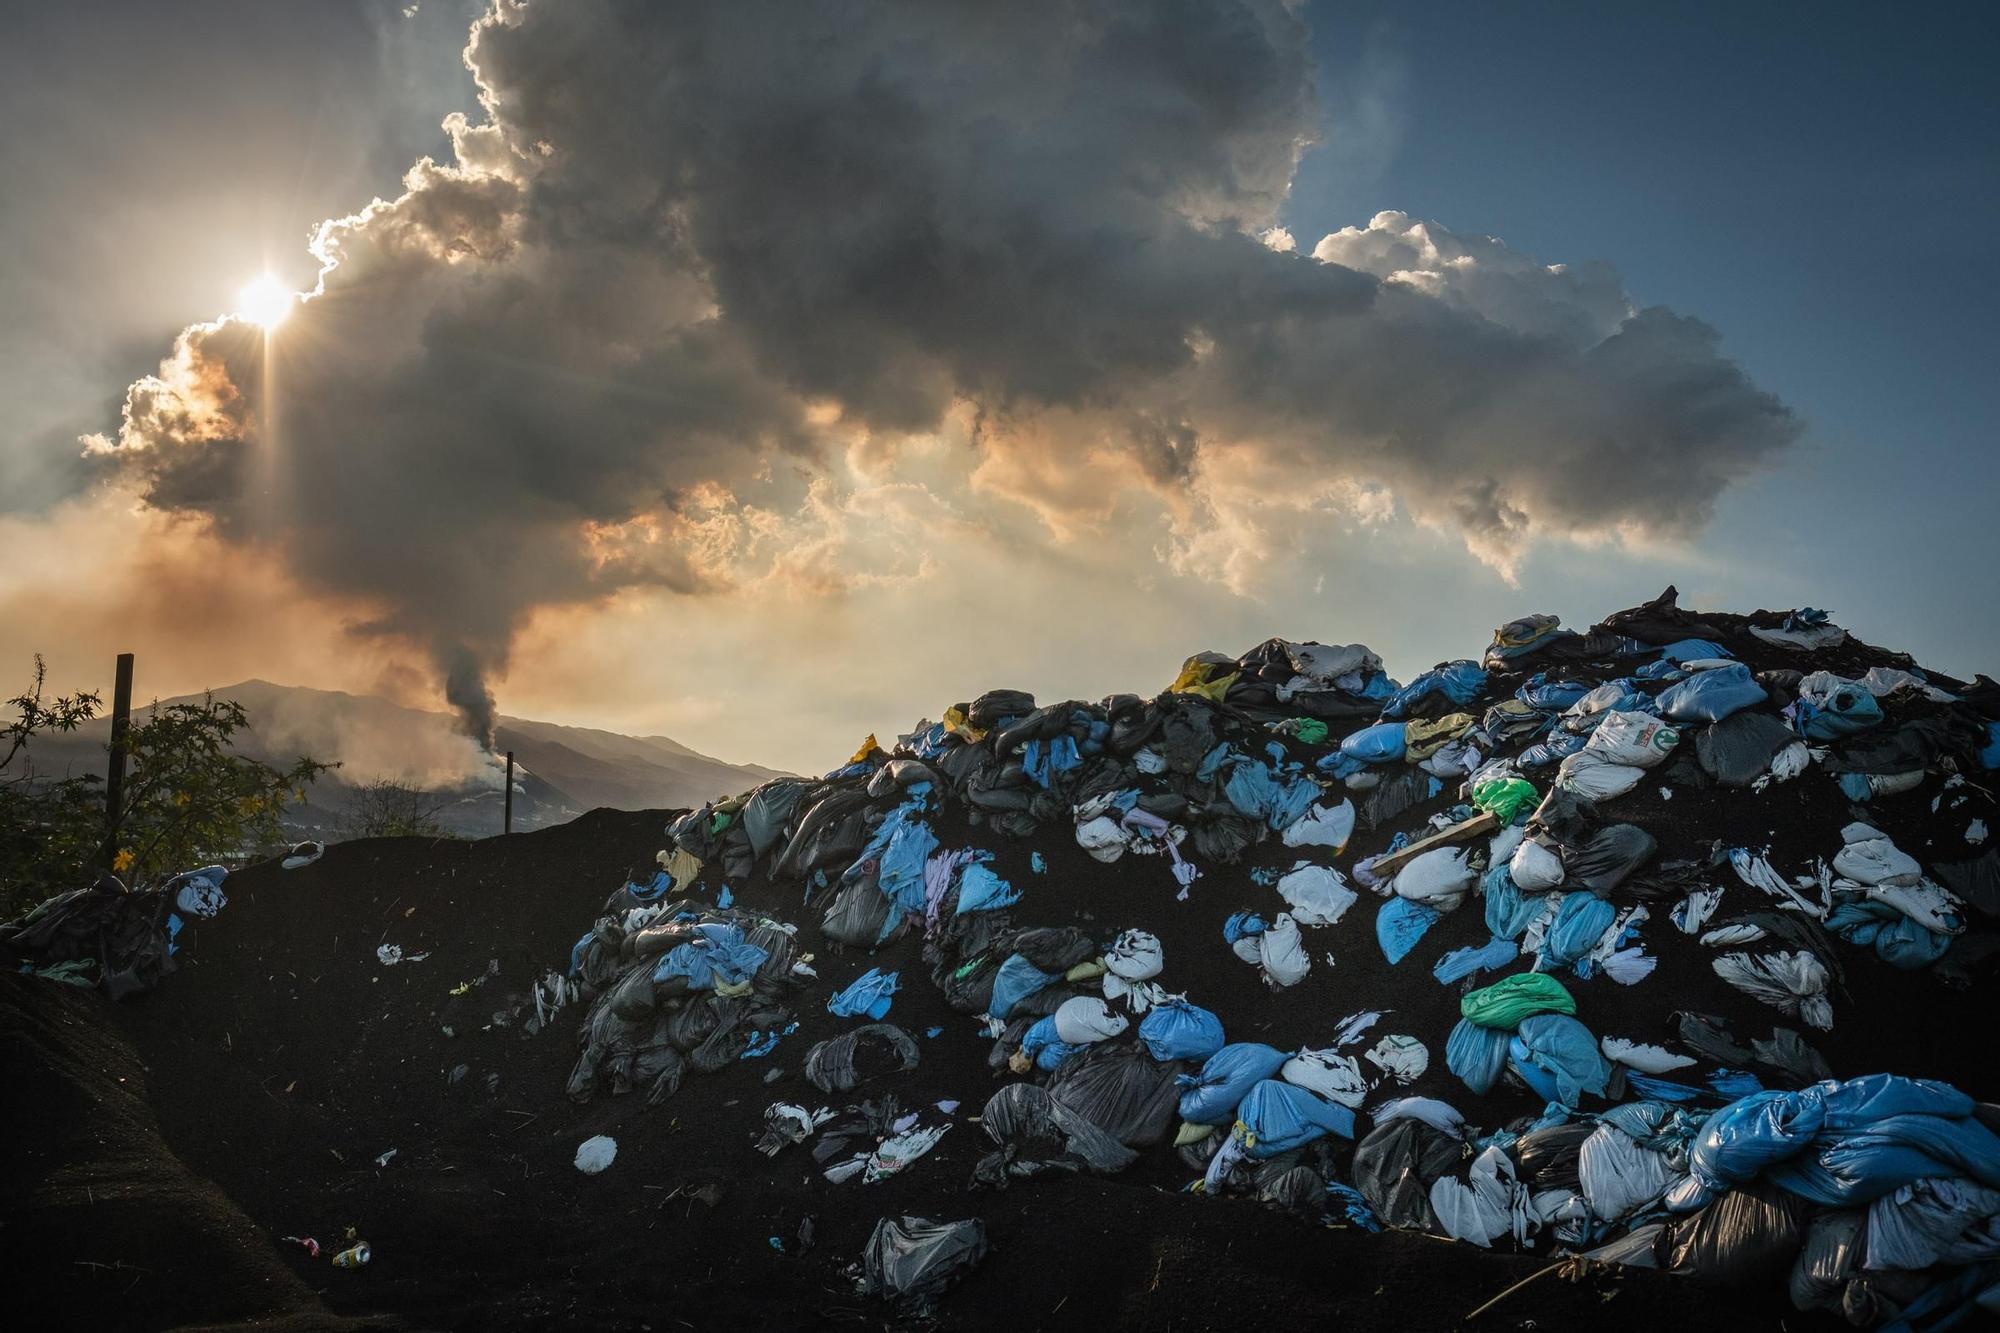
[1289,0,2000,676]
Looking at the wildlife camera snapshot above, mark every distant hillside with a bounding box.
[17,679,783,837]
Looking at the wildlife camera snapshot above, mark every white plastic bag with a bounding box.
[1276,863,1359,926]
[1832,824,1922,886]
[1578,1125,1680,1220]
[1583,711,1680,769]
[1259,913,1310,988]
[1712,950,1833,1030]
[1557,749,1646,800]
[1600,1037,1695,1074]
[1365,1033,1430,1084]
[1053,995,1130,1045]
[1392,847,1476,911]
[1074,815,1128,863]
[1280,799,1356,852]
[1511,837,1566,891]
[1281,1049,1368,1107]
[1104,928,1165,980]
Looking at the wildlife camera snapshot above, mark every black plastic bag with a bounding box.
[806,1023,919,1093]
[1359,768,1433,832]
[972,1082,1137,1187]
[1010,926,1096,974]
[1046,1042,1183,1146]
[821,879,900,948]
[772,788,873,881]
[1562,823,1657,894]
[968,689,1036,729]
[861,1216,988,1309]
[1513,1120,1595,1192]
[1352,1118,1464,1232]
[1666,1183,1808,1281]
[1696,712,1797,787]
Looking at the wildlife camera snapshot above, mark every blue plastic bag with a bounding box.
[1381,661,1488,720]
[1376,895,1443,965]
[1446,1017,1511,1095]
[1657,663,1769,724]
[1790,684,1883,741]
[1233,1079,1356,1157]
[955,862,1019,915]
[1022,735,1081,788]
[1656,638,1730,664]
[1139,1000,1225,1063]
[1177,1043,1290,1125]
[1510,1013,1611,1107]
[652,924,769,991]
[1540,891,1617,972]
[1482,864,1545,941]
[1826,898,1954,969]
[1021,1015,1082,1072]
[1517,674,1592,712]
[828,967,899,1020]
[988,953,1058,1019]
[1340,721,1409,764]
[1433,937,1519,985]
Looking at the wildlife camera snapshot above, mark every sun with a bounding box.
[236,274,293,329]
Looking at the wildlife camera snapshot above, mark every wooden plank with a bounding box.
[1368,809,1499,875]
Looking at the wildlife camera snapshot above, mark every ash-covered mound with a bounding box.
[6,586,1999,1330]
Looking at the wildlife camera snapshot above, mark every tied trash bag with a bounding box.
[1233,1079,1356,1158]
[1051,996,1129,1046]
[1340,721,1408,764]
[1511,838,1565,891]
[1447,1018,1511,1095]
[1281,799,1356,851]
[1104,929,1164,981]
[1391,847,1477,911]
[1139,1000,1224,1063]
[1666,1185,1810,1281]
[1510,1013,1612,1107]
[1562,824,1657,894]
[1258,913,1310,987]
[1461,973,1576,1030]
[1584,711,1681,768]
[973,1083,1138,1184]
[861,1216,988,1308]
[1471,776,1538,825]
[1688,1074,2000,1207]
[1047,1042,1184,1147]
[1276,863,1358,925]
[1178,1043,1289,1126]
[1657,663,1769,724]
[1354,1116,1468,1231]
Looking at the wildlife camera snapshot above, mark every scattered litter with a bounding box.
[574,1134,618,1174]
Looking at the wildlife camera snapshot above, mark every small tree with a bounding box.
[0,660,334,917]
[0,658,105,910]
[339,778,455,840]
[110,696,336,880]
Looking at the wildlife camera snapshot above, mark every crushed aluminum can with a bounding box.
[332,1241,372,1269]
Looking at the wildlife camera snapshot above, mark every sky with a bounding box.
[1,0,1994,777]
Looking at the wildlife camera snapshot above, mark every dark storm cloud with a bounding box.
[93,0,1797,735]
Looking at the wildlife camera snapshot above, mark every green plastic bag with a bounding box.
[1471,776,1539,825]
[1460,972,1576,1031]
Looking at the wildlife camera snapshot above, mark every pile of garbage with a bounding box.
[17,588,1995,1323]
[536,588,2000,1320]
